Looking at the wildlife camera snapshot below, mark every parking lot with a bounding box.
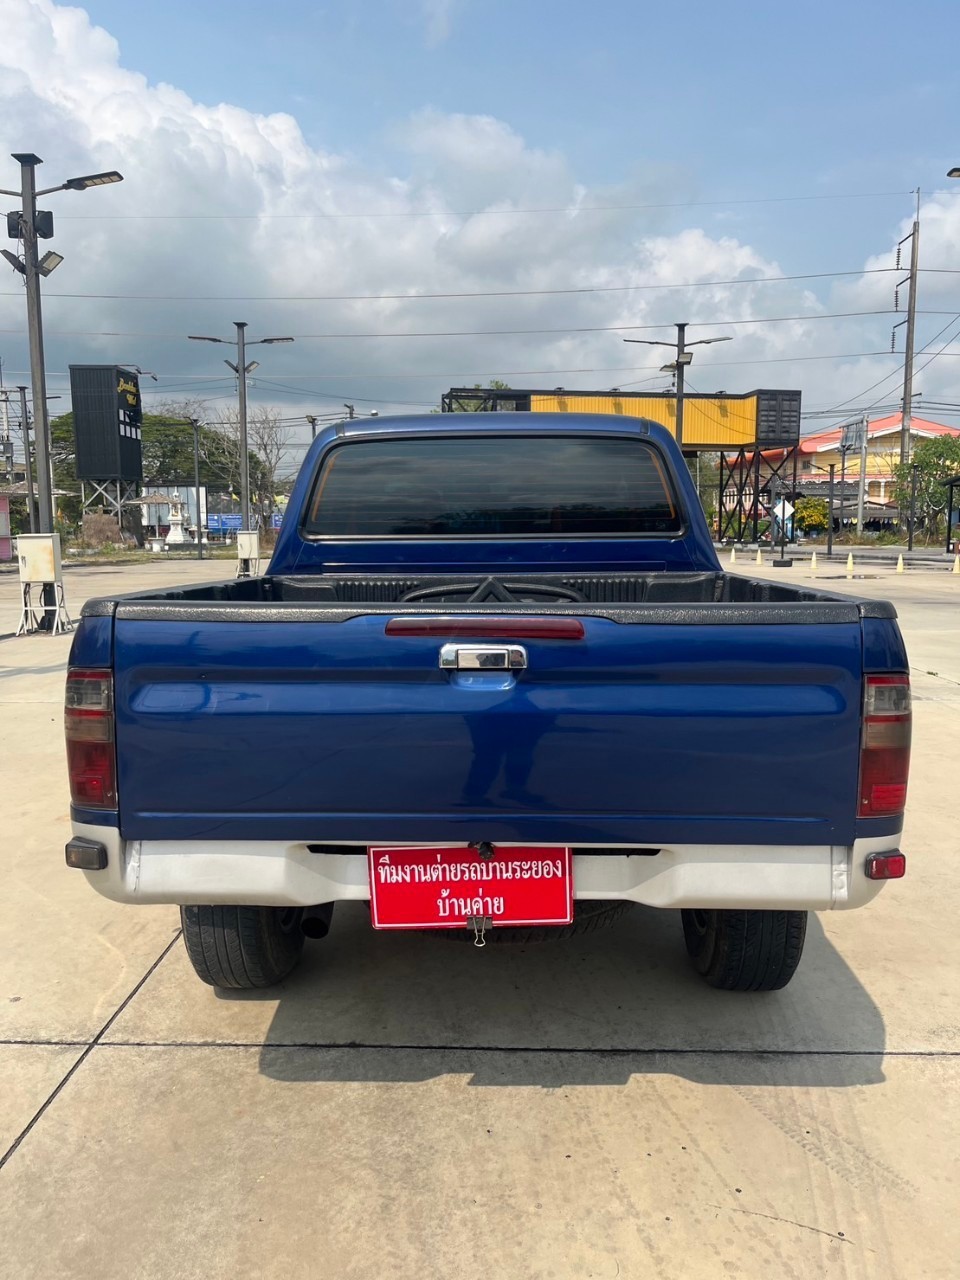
[1,557,958,1279]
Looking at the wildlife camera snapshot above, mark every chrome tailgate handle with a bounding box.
[439,643,528,671]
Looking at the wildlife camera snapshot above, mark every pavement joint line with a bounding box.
[0,932,182,1174]
[912,665,960,687]
[48,1041,960,1058]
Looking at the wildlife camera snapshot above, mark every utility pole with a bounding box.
[18,385,36,533]
[896,195,920,467]
[827,463,836,558]
[0,384,11,486]
[306,415,317,441]
[674,324,689,448]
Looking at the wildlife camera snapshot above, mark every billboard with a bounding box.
[442,387,802,450]
[69,365,143,482]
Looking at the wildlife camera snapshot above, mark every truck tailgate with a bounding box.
[113,614,863,846]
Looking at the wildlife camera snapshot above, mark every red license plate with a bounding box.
[368,845,573,931]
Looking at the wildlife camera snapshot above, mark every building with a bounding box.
[790,413,960,507]
[724,412,960,530]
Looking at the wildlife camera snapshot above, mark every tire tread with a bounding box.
[682,908,807,991]
[180,904,305,989]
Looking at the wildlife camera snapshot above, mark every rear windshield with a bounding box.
[304,435,682,537]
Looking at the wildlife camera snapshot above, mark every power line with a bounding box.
[0,267,904,303]
[248,377,436,407]
[48,190,915,221]
[11,353,938,384]
[0,309,940,342]
[811,313,960,416]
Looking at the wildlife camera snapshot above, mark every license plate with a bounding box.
[368,845,573,931]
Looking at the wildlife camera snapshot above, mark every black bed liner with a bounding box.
[81,570,896,625]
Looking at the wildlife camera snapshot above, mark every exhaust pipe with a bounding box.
[300,902,334,939]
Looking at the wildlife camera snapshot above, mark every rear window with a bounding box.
[304,435,682,537]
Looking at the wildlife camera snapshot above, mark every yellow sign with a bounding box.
[530,393,759,449]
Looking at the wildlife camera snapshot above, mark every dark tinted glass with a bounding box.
[305,435,681,537]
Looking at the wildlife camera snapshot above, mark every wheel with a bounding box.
[681,908,807,991]
[438,899,634,943]
[180,904,306,989]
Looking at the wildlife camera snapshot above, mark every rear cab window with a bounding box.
[304,435,682,537]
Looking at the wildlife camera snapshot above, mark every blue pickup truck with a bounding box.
[64,413,910,993]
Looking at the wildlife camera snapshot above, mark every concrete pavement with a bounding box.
[0,561,958,1279]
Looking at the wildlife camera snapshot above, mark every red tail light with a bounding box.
[65,669,117,810]
[859,674,910,818]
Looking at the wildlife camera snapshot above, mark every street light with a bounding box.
[623,323,733,447]
[188,323,294,553]
[0,153,124,538]
[947,168,960,178]
[37,251,63,277]
[2,152,123,630]
[61,172,123,190]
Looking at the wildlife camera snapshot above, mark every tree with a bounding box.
[51,409,227,492]
[794,497,830,534]
[207,406,292,525]
[892,436,960,539]
[49,407,251,540]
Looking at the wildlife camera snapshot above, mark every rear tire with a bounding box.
[180,904,306,989]
[681,908,807,991]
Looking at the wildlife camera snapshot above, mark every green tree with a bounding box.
[892,436,960,539]
[50,408,252,540]
[51,410,228,492]
[794,496,830,534]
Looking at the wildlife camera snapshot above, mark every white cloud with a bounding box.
[1,0,958,458]
[420,0,459,47]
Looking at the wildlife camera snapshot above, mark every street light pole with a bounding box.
[235,322,250,531]
[1,155,125,536]
[13,156,53,534]
[188,327,293,553]
[3,153,123,630]
[191,418,203,562]
[623,325,731,450]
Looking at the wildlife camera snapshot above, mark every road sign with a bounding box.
[774,499,794,521]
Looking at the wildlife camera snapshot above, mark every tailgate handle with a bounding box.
[439,643,527,671]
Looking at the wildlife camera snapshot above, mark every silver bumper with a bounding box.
[71,825,900,912]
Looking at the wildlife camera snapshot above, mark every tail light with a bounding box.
[65,669,117,810]
[859,674,910,818]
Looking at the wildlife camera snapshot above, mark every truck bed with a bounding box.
[83,569,896,624]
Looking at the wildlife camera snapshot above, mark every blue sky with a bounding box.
[3,0,960,447]
[77,0,960,263]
